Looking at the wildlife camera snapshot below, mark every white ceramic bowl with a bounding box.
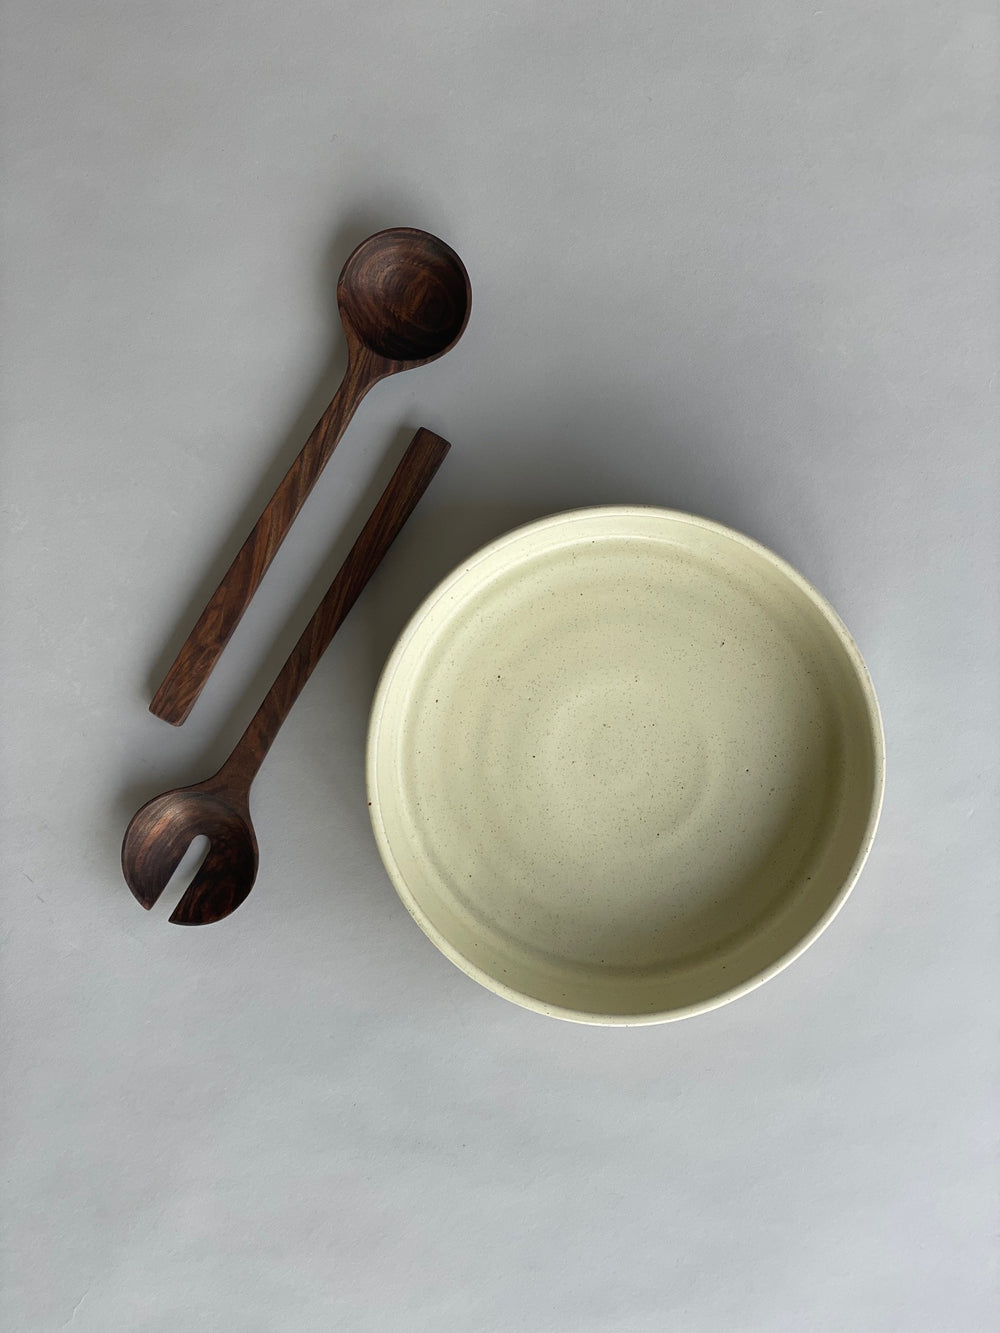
[367,508,884,1024]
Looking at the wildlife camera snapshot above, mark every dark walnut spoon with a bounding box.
[124,427,450,925]
[150,227,470,726]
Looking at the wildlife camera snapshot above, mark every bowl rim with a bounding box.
[366,505,886,1025]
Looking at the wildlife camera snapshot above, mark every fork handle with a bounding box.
[219,427,450,788]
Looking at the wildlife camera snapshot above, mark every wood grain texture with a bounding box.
[149,228,470,726]
[220,427,451,788]
[123,427,451,925]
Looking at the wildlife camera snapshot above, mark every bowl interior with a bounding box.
[367,508,883,1023]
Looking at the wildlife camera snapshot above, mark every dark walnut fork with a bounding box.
[123,427,450,925]
[150,228,470,726]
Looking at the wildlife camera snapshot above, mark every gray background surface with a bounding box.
[2,2,997,1329]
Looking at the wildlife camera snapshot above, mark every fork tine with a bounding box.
[168,835,258,925]
[122,794,201,909]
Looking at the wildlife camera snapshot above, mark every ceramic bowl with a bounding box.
[367,507,884,1024]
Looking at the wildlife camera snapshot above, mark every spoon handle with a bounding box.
[218,427,450,789]
[149,348,382,727]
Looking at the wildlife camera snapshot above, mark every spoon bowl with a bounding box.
[338,228,471,365]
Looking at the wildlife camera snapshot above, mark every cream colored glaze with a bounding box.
[367,508,884,1024]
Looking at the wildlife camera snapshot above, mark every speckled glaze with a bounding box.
[367,508,885,1024]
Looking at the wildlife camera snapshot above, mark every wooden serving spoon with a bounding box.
[123,427,450,925]
[150,228,470,726]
